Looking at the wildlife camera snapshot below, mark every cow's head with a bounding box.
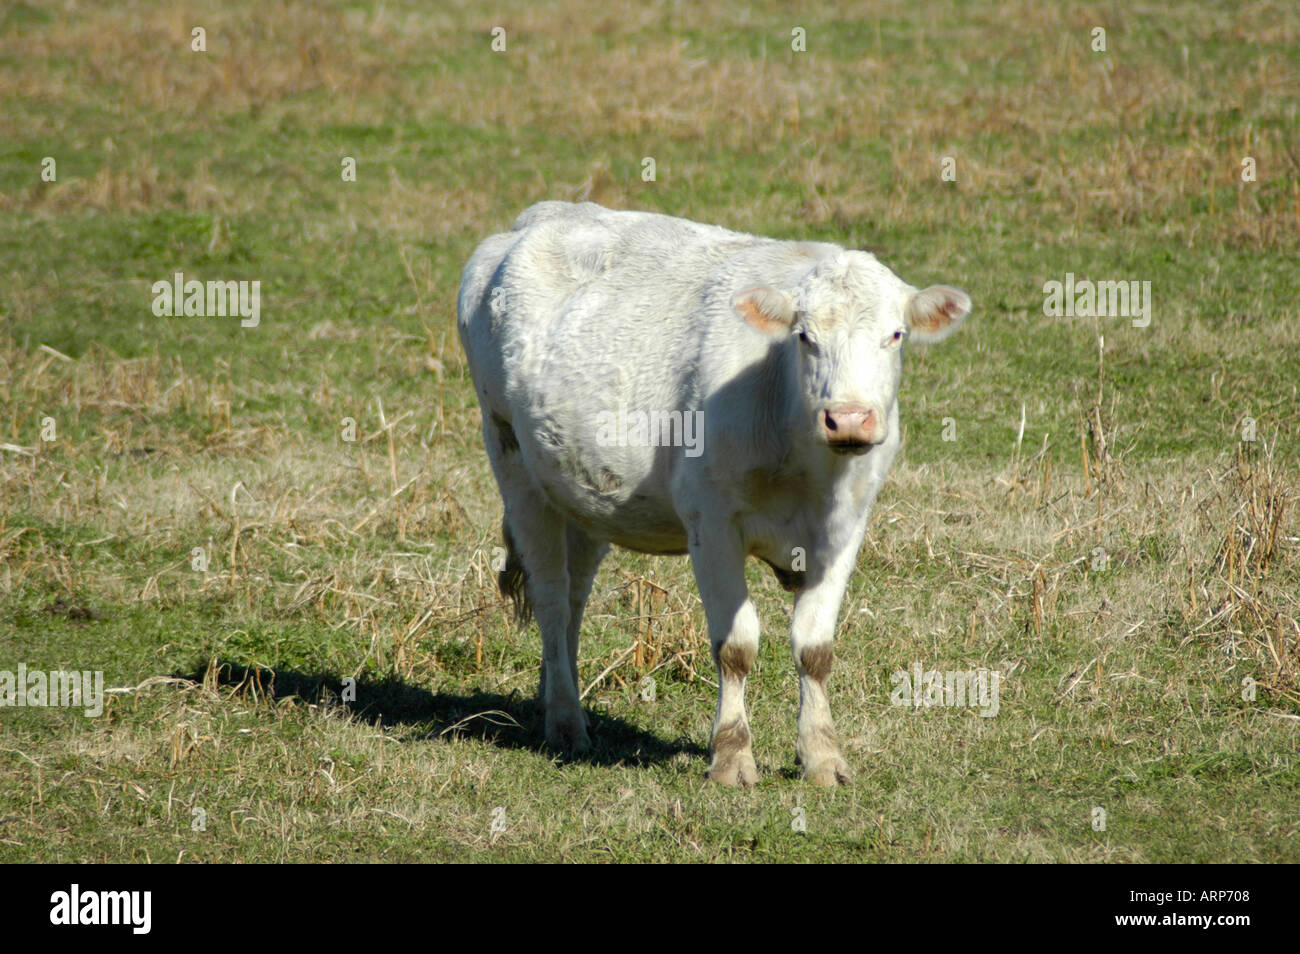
[733,251,970,456]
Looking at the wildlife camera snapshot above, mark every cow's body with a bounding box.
[458,201,970,785]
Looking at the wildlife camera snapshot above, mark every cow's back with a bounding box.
[459,201,834,398]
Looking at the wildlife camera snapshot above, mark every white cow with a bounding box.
[457,201,970,786]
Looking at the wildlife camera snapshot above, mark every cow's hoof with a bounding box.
[804,755,852,787]
[545,710,591,754]
[705,751,759,788]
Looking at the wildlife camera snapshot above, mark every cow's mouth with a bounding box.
[829,441,872,457]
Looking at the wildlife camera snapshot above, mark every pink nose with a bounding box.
[820,405,884,447]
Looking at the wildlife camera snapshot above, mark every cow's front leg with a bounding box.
[788,548,858,786]
[688,521,760,787]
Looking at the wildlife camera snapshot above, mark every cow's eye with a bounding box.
[886,328,907,346]
[796,330,817,350]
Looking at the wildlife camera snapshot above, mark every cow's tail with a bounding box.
[498,518,532,627]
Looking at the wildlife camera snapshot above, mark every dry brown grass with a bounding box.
[3,1,1296,248]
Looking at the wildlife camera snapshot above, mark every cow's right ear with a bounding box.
[733,287,796,336]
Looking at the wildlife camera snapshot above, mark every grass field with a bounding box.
[1,0,1298,862]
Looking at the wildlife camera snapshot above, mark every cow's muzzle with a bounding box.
[820,404,886,452]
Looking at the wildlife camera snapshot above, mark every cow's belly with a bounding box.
[520,430,689,551]
[552,490,690,555]
[552,478,688,551]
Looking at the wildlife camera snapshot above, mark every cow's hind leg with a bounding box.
[687,519,760,787]
[509,497,589,752]
[528,523,607,714]
[563,524,609,699]
[486,426,587,753]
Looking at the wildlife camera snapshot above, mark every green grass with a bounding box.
[0,0,1298,863]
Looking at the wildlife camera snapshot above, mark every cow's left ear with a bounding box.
[734,286,796,336]
[905,285,971,344]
